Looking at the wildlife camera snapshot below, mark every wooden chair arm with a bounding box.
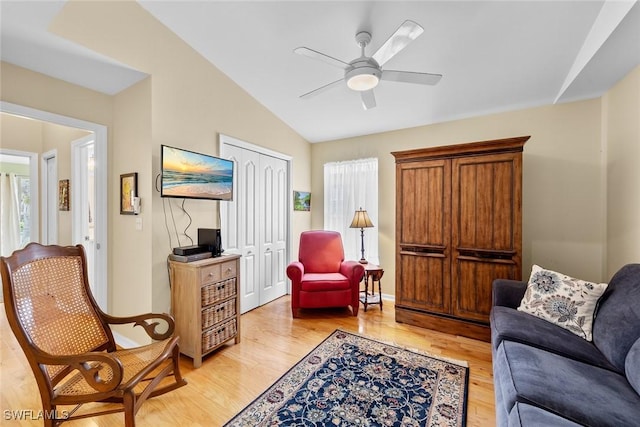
[35,350,123,393]
[102,312,176,340]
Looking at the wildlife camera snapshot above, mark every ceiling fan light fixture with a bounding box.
[346,66,381,91]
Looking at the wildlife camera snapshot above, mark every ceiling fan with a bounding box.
[294,20,442,110]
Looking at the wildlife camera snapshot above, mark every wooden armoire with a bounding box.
[392,136,529,341]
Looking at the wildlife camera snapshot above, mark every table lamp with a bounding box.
[349,207,374,264]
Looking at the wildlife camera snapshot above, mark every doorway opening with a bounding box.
[0,102,108,311]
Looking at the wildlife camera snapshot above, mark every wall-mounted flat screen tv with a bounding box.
[161,145,233,201]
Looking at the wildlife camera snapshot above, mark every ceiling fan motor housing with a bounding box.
[345,57,382,91]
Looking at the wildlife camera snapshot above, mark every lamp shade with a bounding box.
[349,208,374,229]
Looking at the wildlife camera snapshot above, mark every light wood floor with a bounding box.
[1,296,495,426]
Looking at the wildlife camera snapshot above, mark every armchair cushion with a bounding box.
[298,230,345,273]
[301,273,350,291]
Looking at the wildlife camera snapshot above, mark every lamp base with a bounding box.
[359,259,368,264]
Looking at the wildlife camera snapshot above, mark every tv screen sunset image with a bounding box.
[162,146,233,200]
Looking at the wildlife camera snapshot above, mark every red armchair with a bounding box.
[287,230,365,317]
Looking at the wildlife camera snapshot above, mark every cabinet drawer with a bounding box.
[200,264,221,284]
[201,278,237,306]
[221,261,236,279]
[202,298,236,330]
[202,319,237,353]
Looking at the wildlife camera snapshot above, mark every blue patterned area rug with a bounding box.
[224,329,469,426]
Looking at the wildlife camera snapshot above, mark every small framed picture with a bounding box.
[293,191,311,211]
[58,179,70,211]
[120,173,138,215]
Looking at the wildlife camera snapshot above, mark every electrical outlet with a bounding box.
[135,217,142,231]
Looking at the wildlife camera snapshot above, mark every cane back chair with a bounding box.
[0,243,187,426]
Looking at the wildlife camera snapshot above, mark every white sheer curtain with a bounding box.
[324,158,379,265]
[0,172,21,256]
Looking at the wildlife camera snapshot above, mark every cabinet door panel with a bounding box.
[452,259,518,322]
[397,253,450,313]
[397,160,450,247]
[453,153,521,252]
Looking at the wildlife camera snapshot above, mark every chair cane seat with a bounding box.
[55,338,174,397]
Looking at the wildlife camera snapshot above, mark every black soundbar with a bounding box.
[173,245,208,256]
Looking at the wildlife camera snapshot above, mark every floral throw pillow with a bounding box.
[517,265,608,341]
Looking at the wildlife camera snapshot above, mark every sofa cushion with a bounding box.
[491,306,617,371]
[494,341,640,427]
[517,265,607,341]
[508,403,583,427]
[626,337,640,395]
[593,264,640,372]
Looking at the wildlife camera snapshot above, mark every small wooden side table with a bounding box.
[359,263,384,311]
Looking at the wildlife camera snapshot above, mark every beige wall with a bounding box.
[311,99,607,290]
[110,78,154,343]
[604,65,640,277]
[0,111,90,245]
[50,2,311,325]
[1,113,42,153]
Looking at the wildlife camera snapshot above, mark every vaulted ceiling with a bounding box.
[2,1,639,142]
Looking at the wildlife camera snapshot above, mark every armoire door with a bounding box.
[451,152,522,322]
[396,158,451,315]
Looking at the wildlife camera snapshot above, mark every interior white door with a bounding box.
[258,155,288,305]
[42,151,57,245]
[221,144,260,313]
[220,136,290,314]
[72,136,96,295]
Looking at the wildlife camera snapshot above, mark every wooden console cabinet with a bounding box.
[392,136,529,341]
[169,254,241,367]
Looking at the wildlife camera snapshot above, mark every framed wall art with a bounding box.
[120,173,138,215]
[293,191,311,211]
[58,179,70,211]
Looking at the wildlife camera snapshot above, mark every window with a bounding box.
[1,152,32,255]
[16,175,31,246]
[324,158,379,265]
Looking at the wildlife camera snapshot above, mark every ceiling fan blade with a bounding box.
[381,70,442,85]
[372,20,424,66]
[361,90,376,110]
[300,78,344,99]
[294,47,350,69]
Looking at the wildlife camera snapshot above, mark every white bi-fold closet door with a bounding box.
[219,135,290,314]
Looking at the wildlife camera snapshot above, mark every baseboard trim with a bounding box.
[112,331,140,349]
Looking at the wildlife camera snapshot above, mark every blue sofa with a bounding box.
[490,264,640,426]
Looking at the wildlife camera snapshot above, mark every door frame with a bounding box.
[219,134,292,295]
[41,149,58,245]
[0,101,109,311]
